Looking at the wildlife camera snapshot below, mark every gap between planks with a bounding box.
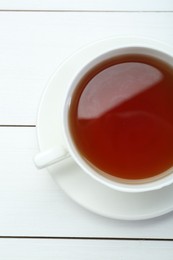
[0,125,35,127]
[0,236,172,241]
[0,10,172,13]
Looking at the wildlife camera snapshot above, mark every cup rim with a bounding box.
[63,37,173,193]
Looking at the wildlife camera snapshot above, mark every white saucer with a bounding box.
[36,37,173,220]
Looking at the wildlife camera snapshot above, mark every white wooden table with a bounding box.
[0,1,173,258]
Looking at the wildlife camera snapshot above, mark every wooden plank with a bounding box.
[0,239,173,260]
[0,12,173,125]
[0,0,172,11]
[0,127,173,238]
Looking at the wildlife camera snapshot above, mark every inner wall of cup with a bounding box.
[64,46,173,187]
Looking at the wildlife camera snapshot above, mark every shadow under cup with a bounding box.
[64,46,173,192]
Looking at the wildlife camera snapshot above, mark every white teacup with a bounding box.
[34,38,173,193]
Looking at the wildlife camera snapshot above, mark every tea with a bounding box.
[69,54,173,180]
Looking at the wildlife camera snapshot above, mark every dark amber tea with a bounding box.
[69,54,173,180]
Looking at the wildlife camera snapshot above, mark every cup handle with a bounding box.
[34,146,70,169]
